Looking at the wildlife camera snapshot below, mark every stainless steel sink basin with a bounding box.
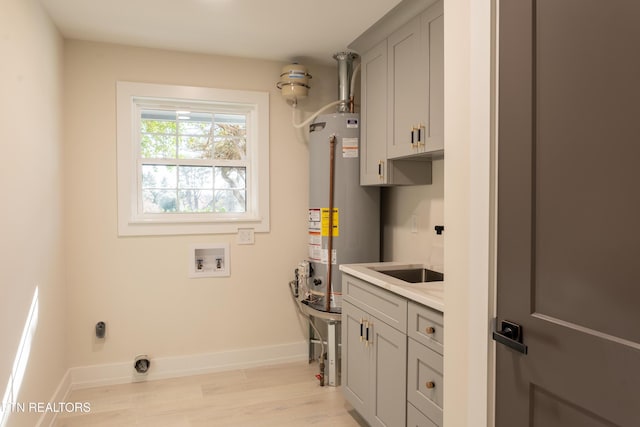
[378,268,443,283]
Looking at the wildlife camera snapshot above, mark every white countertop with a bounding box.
[339,262,444,312]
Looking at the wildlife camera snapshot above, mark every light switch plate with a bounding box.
[237,228,255,245]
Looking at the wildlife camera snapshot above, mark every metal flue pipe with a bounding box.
[334,52,359,113]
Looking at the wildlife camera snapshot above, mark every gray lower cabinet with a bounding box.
[407,338,443,425]
[342,273,444,426]
[408,403,438,427]
[343,275,408,426]
[407,301,444,426]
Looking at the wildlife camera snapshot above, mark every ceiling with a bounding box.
[39,0,402,65]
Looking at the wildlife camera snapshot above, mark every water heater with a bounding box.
[305,112,380,313]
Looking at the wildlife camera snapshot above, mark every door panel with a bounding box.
[388,16,425,159]
[533,0,640,344]
[342,301,370,416]
[496,0,640,425]
[361,40,388,185]
[372,318,407,427]
[530,386,617,427]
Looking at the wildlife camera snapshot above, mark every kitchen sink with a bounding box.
[377,268,443,283]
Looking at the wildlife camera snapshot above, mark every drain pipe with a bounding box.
[325,135,336,313]
[288,280,327,385]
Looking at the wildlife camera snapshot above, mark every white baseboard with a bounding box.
[40,340,307,426]
[36,369,71,427]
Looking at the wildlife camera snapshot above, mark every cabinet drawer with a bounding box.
[343,274,407,333]
[408,301,443,355]
[407,338,443,426]
[408,403,438,427]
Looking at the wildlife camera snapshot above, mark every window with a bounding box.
[117,81,269,236]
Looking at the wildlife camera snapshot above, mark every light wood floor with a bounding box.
[54,361,366,427]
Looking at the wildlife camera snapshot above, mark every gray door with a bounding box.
[495,0,640,425]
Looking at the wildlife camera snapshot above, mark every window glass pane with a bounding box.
[214,137,246,160]
[178,166,213,189]
[178,190,213,213]
[214,167,246,213]
[214,114,246,159]
[142,165,177,189]
[141,134,177,159]
[143,190,177,213]
[141,110,178,159]
[178,136,212,159]
[178,112,213,135]
[141,110,177,133]
[136,106,252,217]
[214,114,246,136]
[214,189,246,213]
[215,167,246,189]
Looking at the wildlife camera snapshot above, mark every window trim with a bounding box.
[116,81,270,236]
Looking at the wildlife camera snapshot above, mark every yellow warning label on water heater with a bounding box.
[321,208,339,237]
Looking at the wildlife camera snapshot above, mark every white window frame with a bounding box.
[116,81,270,236]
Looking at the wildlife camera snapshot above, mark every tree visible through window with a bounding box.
[139,109,248,214]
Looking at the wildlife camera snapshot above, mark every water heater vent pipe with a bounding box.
[334,52,359,113]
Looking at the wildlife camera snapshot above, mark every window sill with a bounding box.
[118,216,269,236]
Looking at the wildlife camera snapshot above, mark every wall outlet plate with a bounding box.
[237,228,255,245]
[189,243,230,278]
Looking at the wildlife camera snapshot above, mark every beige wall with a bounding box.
[381,159,444,268]
[0,0,66,425]
[63,40,338,367]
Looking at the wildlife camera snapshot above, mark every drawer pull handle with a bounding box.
[425,327,436,334]
[426,381,435,389]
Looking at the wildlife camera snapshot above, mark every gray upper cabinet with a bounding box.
[388,1,443,159]
[352,0,443,186]
[388,15,426,159]
[421,3,444,155]
[360,40,390,186]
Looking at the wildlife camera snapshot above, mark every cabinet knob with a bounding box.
[426,381,436,389]
[425,326,436,334]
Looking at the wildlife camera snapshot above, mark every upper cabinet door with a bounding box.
[421,2,444,154]
[360,40,389,186]
[387,16,427,159]
[387,0,444,159]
